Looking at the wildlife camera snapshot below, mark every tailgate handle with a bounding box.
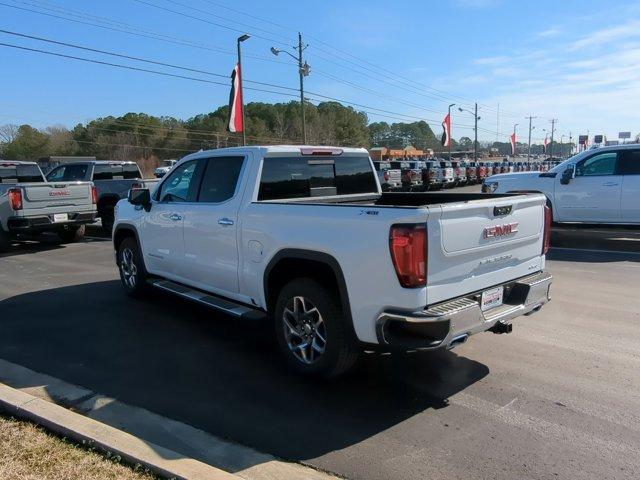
[494,205,512,216]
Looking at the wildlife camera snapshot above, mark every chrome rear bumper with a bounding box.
[376,271,553,350]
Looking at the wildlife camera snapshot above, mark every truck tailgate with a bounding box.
[21,182,94,213]
[426,193,546,305]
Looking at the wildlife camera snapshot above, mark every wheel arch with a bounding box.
[113,224,146,270]
[97,193,121,215]
[263,249,355,337]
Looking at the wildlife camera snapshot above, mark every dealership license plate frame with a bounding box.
[53,213,69,223]
[481,286,504,311]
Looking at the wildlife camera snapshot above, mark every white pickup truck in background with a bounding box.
[483,144,640,224]
[0,160,97,251]
[113,146,552,377]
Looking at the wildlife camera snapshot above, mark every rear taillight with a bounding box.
[455,167,461,175]
[383,171,390,181]
[389,224,427,288]
[543,205,552,255]
[91,186,98,204]
[8,188,23,210]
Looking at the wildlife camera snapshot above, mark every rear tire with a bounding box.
[117,237,149,297]
[0,228,10,253]
[274,278,359,378]
[57,225,85,243]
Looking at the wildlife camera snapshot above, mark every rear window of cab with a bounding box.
[0,164,44,183]
[258,155,377,200]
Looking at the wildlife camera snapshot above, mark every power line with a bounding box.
[0,1,288,65]
[131,0,289,46]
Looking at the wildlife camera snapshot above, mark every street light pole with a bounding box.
[236,34,250,146]
[526,116,537,162]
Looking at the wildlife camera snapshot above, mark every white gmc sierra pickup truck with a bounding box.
[113,146,553,377]
[1,160,97,251]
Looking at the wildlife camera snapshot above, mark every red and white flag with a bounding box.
[509,132,517,155]
[441,113,451,147]
[228,63,243,133]
[543,135,549,153]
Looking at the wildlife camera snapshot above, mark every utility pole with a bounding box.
[549,119,557,158]
[271,33,310,144]
[496,102,500,144]
[560,134,564,158]
[474,103,478,162]
[297,32,307,144]
[526,116,537,162]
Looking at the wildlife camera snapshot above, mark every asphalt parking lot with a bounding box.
[1,224,639,480]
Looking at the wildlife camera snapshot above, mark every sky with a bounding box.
[1,0,639,144]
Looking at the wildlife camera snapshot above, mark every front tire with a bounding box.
[274,278,359,378]
[117,237,149,297]
[57,225,85,243]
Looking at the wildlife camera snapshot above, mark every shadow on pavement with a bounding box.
[551,225,640,254]
[0,280,489,464]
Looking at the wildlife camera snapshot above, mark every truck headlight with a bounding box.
[482,181,498,193]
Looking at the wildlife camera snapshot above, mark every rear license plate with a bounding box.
[481,286,504,311]
[53,213,69,223]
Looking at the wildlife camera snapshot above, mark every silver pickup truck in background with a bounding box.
[0,161,97,251]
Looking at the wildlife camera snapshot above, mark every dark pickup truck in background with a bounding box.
[45,160,158,234]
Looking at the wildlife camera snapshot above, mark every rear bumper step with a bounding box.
[376,271,553,350]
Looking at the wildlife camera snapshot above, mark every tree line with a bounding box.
[0,100,559,163]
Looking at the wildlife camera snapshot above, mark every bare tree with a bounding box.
[0,124,19,143]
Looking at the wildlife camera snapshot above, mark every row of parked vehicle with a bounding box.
[374,158,562,191]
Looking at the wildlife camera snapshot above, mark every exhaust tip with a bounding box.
[447,333,469,350]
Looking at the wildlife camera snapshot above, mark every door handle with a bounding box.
[169,213,182,221]
[218,217,234,226]
[602,182,619,187]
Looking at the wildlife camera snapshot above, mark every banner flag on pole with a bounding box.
[543,135,549,153]
[228,63,243,133]
[441,113,451,147]
[509,132,517,155]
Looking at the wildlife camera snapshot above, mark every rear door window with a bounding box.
[618,150,640,175]
[93,164,115,180]
[46,164,88,182]
[197,156,245,203]
[258,155,377,200]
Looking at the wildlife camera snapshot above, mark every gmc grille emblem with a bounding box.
[484,222,519,238]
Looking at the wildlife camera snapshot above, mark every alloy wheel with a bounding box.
[282,296,327,364]
[120,247,138,288]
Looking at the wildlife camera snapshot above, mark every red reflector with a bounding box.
[543,205,552,255]
[389,224,427,288]
[91,186,98,205]
[8,188,23,210]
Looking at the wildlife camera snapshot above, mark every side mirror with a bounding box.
[128,188,151,210]
[560,167,574,185]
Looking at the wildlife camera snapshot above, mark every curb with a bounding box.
[0,382,238,480]
[0,359,339,480]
